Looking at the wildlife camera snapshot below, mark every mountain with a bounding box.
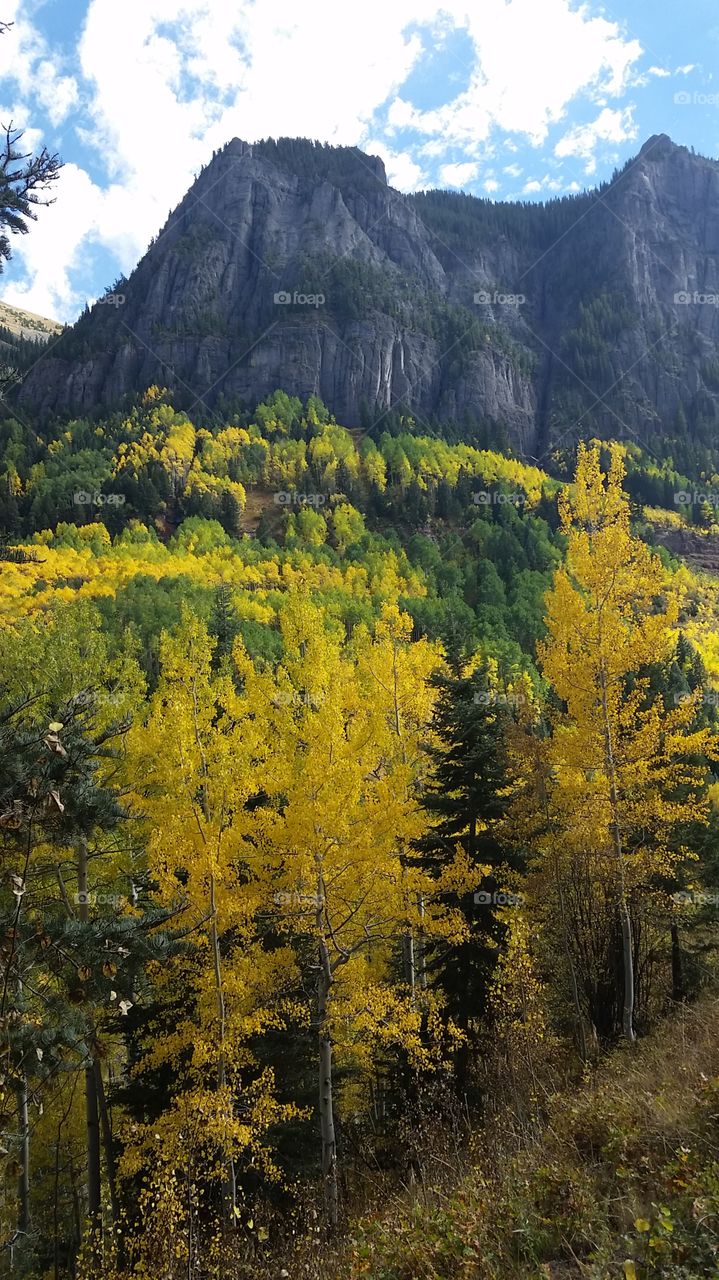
[15,134,719,460]
[0,301,63,394]
[0,300,62,341]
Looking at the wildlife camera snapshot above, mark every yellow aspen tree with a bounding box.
[357,604,440,992]
[126,609,295,1227]
[238,596,454,1229]
[536,443,716,1043]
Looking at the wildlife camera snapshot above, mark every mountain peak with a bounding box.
[248,137,387,188]
[224,137,254,158]
[639,133,679,159]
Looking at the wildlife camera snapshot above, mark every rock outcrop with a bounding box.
[16,134,719,457]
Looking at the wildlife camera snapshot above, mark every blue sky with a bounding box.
[0,0,717,323]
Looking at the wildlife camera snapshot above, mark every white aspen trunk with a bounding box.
[598,665,636,1044]
[316,873,338,1230]
[402,930,416,993]
[417,894,427,991]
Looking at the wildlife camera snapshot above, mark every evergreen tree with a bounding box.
[208,584,239,667]
[414,659,518,1093]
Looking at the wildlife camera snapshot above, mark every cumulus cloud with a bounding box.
[363,139,426,190]
[438,160,479,186]
[384,0,642,148]
[0,2,79,126]
[554,105,638,172]
[0,164,106,317]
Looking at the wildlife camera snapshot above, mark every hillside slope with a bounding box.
[342,993,719,1280]
[0,299,61,341]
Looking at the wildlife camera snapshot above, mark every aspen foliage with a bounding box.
[3,395,719,1275]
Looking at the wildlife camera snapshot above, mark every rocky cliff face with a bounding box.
[15,134,719,458]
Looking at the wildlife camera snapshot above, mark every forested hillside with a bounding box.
[2,387,719,1278]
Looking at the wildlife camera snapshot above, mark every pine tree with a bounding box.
[0,693,142,1270]
[0,118,61,271]
[414,658,518,1091]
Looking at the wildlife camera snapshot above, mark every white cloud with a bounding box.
[363,139,425,190]
[0,4,79,126]
[384,0,642,148]
[32,60,80,127]
[521,173,565,195]
[438,160,479,187]
[483,178,499,192]
[0,163,105,317]
[387,97,419,131]
[419,139,451,158]
[648,66,671,78]
[503,162,522,177]
[554,106,638,173]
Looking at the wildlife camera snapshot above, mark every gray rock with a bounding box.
[16,134,719,458]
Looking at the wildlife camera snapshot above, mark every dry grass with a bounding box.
[312,995,719,1279]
